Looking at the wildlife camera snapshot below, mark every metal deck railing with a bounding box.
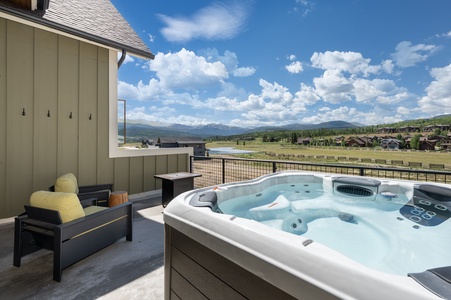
[190,156,451,188]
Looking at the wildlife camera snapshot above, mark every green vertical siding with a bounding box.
[97,48,114,184]
[0,18,6,216]
[33,29,58,190]
[78,42,98,185]
[7,21,34,215]
[57,35,79,175]
[0,18,189,218]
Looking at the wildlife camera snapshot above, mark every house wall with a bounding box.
[0,18,188,218]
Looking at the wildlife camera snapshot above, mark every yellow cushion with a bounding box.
[54,173,79,194]
[30,191,85,223]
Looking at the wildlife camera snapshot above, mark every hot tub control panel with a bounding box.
[400,184,451,226]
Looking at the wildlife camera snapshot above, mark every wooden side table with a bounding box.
[154,172,202,207]
[109,191,128,207]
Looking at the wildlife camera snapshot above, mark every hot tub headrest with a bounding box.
[415,184,451,202]
[189,190,220,212]
[332,177,381,187]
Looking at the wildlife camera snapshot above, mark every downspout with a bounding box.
[117,49,126,68]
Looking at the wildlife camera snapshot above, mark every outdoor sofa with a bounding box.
[13,191,133,282]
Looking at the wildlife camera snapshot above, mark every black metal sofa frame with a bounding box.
[13,201,133,282]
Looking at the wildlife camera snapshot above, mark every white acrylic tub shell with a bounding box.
[164,172,446,299]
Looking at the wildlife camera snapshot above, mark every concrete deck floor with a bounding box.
[0,195,165,300]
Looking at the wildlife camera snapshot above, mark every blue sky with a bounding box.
[112,0,451,128]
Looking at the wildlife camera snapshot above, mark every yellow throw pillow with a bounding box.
[30,191,85,223]
[54,173,79,194]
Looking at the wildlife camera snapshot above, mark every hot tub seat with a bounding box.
[409,266,451,299]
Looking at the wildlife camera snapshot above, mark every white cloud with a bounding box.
[313,69,353,104]
[217,82,248,100]
[233,67,256,77]
[381,60,394,74]
[435,31,451,39]
[198,48,256,77]
[148,34,155,42]
[397,106,412,115]
[286,61,303,74]
[161,114,210,126]
[158,2,250,42]
[117,44,425,127]
[305,52,411,107]
[301,106,357,124]
[311,51,380,76]
[148,48,229,90]
[293,0,315,17]
[118,78,163,101]
[294,83,320,105]
[210,94,266,111]
[300,107,404,126]
[259,79,293,103]
[353,78,409,104]
[418,64,451,114]
[391,41,439,68]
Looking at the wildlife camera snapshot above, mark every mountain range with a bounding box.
[118,120,360,141]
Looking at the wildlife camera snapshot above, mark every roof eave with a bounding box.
[0,4,155,60]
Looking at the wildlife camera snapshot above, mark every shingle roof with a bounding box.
[0,0,154,59]
[158,137,205,144]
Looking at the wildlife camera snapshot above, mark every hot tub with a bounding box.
[163,171,451,299]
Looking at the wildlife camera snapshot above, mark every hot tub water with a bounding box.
[213,178,451,276]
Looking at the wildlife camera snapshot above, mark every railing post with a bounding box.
[222,158,226,183]
[273,162,277,173]
[359,167,364,177]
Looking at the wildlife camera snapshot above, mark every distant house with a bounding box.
[440,140,451,151]
[345,136,370,147]
[424,124,450,132]
[380,139,401,150]
[398,126,420,133]
[155,137,206,156]
[419,137,436,151]
[297,137,311,145]
[333,136,344,145]
[376,127,396,134]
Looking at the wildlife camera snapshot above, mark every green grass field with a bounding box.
[206,140,451,169]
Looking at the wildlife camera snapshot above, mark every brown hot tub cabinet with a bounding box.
[163,225,334,300]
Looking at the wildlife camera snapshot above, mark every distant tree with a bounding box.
[434,128,442,136]
[410,134,421,150]
[262,134,268,142]
[372,139,379,148]
[291,132,298,144]
[400,137,406,149]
